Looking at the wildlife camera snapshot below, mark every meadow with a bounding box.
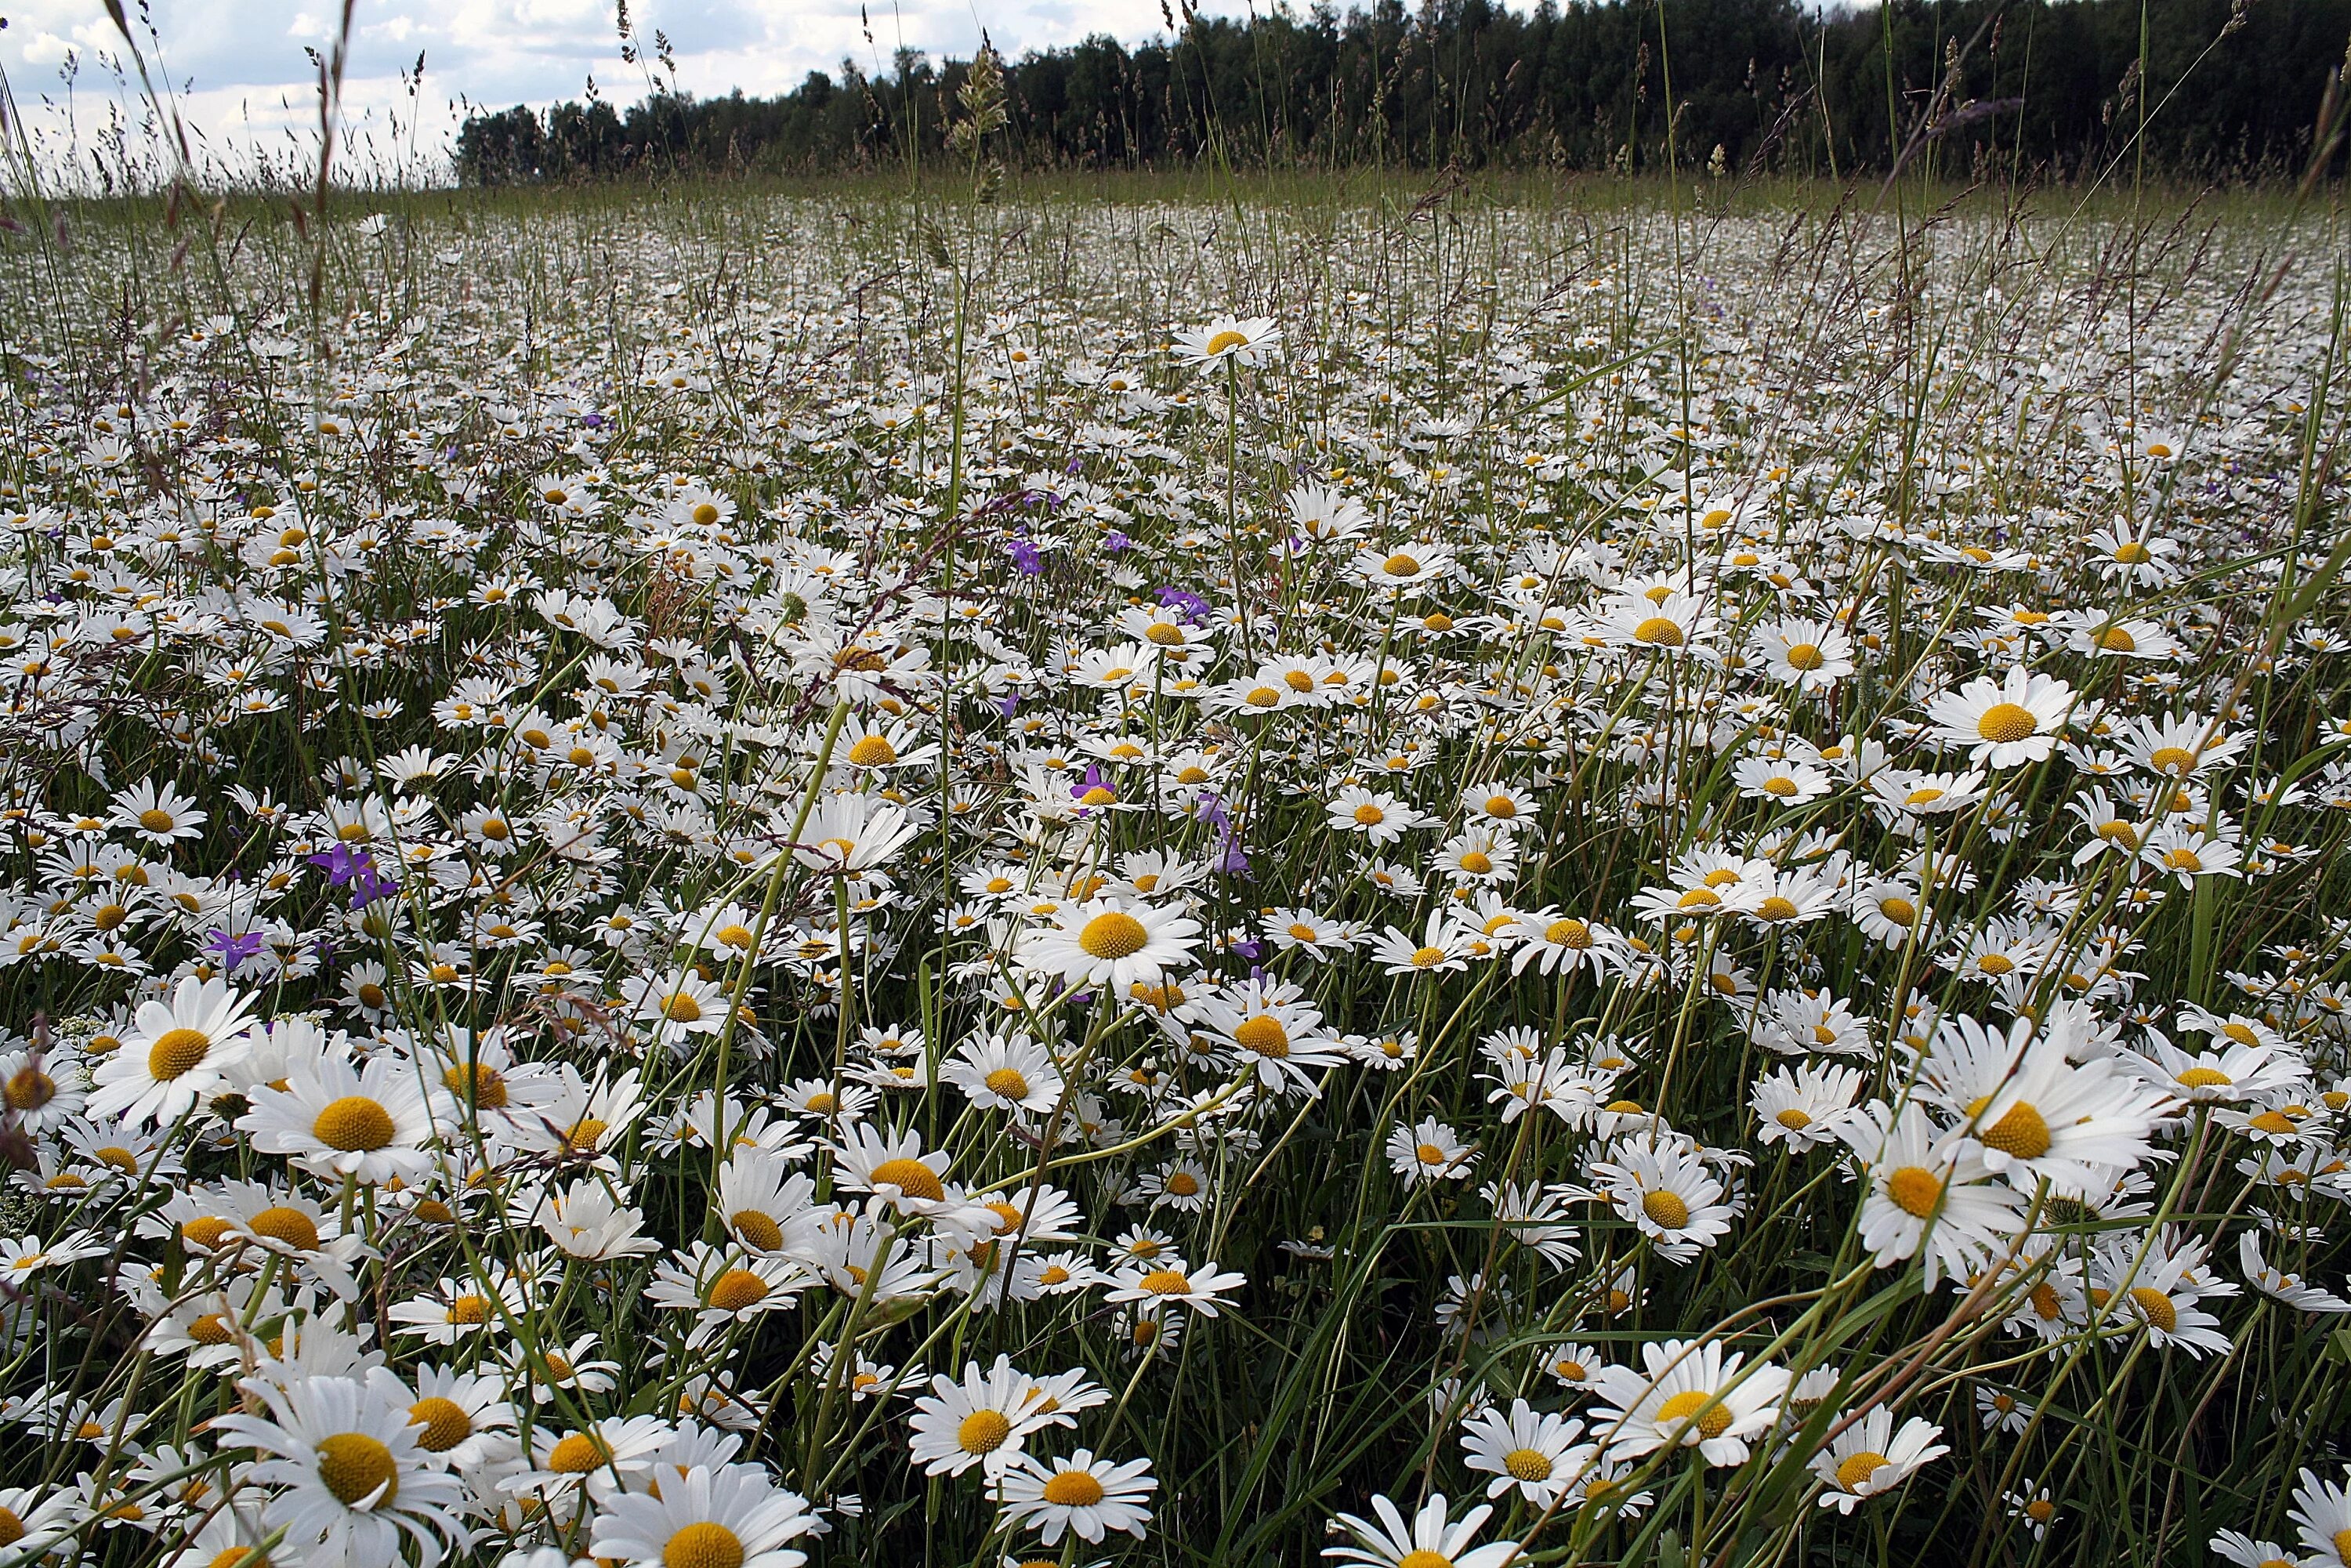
[0,158,2346,1568]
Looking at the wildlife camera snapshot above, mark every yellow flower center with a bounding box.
[1458,850,1494,875]
[706,1268,770,1313]
[1656,1389,1732,1439]
[1643,1190,1691,1229]
[1634,616,1684,646]
[1411,946,1448,968]
[547,1432,610,1472]
[2113,541,2151,563]
[408,1397,472,1452]
[1137,1267,1193,1295]
[443,1064,509,1108]
[1383,552,1422,578]
[2175,1066,2231,1090]
[2128,1286,2177,1333]
[246,1206,321,1251]
[848,735,898,766]
[312,1095,396,1152]
[314,1432,398,1506]
[1774,1108,1813,1130]
[1968,1099,2052,1159]
[1504,1447,1554,1481]
[139,808,177,833]
[984,1067,1032,1100]
[181,1216,233,1250]
[1756,896,1799,922]
[1078,911,1149,959]
[1784,643,1825,671]
[1975,702,2038,744]
[447,1294,491,1324]
[659,1522,747,1568]
[147,1026,213,1080]
[2099,627,2136,653]
[1762,776,1799,797]
[732,1210,784,1251]
[958,1409,1014,1454]
[3,1066,54,1110]
[1397,1554,1454,1568]
[1886,1166,1944,1218]
[1835,1450,1889,1491]
[1204,329,1250,356]
[661,992,704,1023]
[1041,1469,1108,1506]
[1678,888,1721,909]
[1975,954,2016,976]
[871,1157,945,1201]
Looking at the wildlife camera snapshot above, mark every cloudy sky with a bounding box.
[1,0,1236,179]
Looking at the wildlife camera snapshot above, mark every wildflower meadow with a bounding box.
[2,34,2351,1568]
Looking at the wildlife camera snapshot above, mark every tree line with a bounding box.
[453,0,2351,185]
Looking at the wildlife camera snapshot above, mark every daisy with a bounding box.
[1326,787,1425,846]
[646,1243,814,1338]
[589,1462,818,1568]
[830,1124,958,1214]
[2005,1479,2061,1539]
[1018,897,1201,993]
[238,1046,445,1185]
[1734,755,1833,806]
[907,1356,1055,1478]
[1600,588,1719,654]
[996,1450,1157,1544]
[85,975,258,1126]
[1751,1062,1864,1148]
[392,1363,519,1472]
[1102,1257,1246,1316]
[1187,979,1347,1095]
[2208,1528,2300,1568]
[1587,1337,1791,1465]
[210,1372,468,1566]
[1460,1398,1592,1505]
[1387,1117,1476,1184]
[1589,1137,1737,1260]
[625,969,731,1050]
[941,1032,1065,1114]
[2088,1229,2237,1356]
[1367,914,1470,976]
[1755,617,1856,690]
[1922,667,2075,767]
[2238,1231,2351,1313]
[110,780,208,846]
[1840,1099,2024,1287]
[1433,828,1519,885]
[2139,819,2242,886]
[1810,1410,1948,1512]
[2292,1468,2351,1567]
[1922,1012,2163,1196]
[1171,314,1281,371]
[0,1487,78,1562]
[1322,1493,1521,1568]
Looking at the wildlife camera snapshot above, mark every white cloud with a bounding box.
[0,0,1244,180]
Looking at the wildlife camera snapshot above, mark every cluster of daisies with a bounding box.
[0,193,2346,1568]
